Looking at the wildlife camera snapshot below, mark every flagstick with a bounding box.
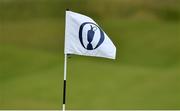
[63,9,70,111]
[62,54,67,111]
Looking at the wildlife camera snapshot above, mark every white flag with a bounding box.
[64,11,116,59]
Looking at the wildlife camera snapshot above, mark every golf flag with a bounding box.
[64,11,116,59]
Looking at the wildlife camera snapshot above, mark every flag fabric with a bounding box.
[64,11,116,59]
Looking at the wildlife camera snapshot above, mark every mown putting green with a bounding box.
[0,18,180,109]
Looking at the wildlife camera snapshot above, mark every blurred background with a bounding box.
[0,0,180,109]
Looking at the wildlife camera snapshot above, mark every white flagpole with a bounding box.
[62,54,67,111]
[62,9,70,111]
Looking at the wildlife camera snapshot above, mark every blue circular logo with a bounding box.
[79,22,105,50]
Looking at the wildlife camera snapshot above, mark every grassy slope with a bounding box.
[0,19,180,109]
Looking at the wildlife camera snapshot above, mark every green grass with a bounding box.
[0,45,63,109]
[0,45,180,109]
[68,61,180,109]
[0,18,180,109]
